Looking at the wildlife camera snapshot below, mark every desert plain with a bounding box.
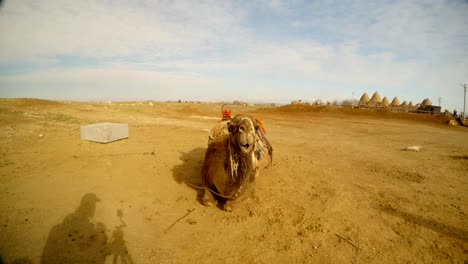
[0,98,467,263]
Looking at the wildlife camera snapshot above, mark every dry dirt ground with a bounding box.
[0,99,467,264]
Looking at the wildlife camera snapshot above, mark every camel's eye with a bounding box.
[228,123,238,133]
[239,124,246,132]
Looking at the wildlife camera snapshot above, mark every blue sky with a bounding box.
[0,0,467,111]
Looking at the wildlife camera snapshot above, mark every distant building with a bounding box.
[359,93,370,106]
[419,105,441,114]
[418,98,441,114]
[390,97,400,107]
[399,100,408,112]
[359,91,387,108]
[365,91,386,108]
[381,96,390,106]
[388,97,401,111]
[358,93,440,115]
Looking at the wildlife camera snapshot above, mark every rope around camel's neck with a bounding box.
[179,133,257,200]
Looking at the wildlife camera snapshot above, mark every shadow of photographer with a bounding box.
[109,209,134,264]
[41,193,134,264]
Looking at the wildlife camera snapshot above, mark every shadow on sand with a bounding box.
[379,204,468,242]
[172,147,207,202]
[11,258,33,264]
[41,193,134,264]
[0,257,33,264]
[109,209,134,264]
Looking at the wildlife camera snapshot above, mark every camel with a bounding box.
[208,116,273,169]
[202,114,270,211]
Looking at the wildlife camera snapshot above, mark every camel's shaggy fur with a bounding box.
[201,114,261,211]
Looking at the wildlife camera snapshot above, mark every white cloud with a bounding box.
[257,0,300,13]
[0,0,466,110]
[0,0,247,62]
[365,0,468,59]
[0,67,225,101]
[0,67,218,89]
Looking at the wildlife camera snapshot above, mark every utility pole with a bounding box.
[462,84,467,122]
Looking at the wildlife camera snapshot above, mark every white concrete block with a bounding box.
[80,123,128,143]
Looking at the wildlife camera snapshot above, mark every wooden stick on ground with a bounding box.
[164,208,195,234]
[335,234,360,251]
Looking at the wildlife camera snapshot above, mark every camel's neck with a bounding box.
[228,139,256,184]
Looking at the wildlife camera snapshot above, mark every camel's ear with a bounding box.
[228,121,237,133]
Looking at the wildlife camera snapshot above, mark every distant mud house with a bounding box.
[359,92,441,114]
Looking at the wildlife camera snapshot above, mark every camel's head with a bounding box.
[228,115,257,154]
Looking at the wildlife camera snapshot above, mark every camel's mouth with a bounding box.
[240,143,253,152]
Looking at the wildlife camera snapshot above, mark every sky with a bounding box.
[0,0,467,111]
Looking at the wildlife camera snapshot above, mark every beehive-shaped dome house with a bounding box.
[421,98,432,107]
[370,92,382,103]
[390,97,400,106]
[359,93,370,105]
[401,100,408,107]
[381,97,390,106]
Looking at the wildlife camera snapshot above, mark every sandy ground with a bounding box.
[0,99,467,264]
